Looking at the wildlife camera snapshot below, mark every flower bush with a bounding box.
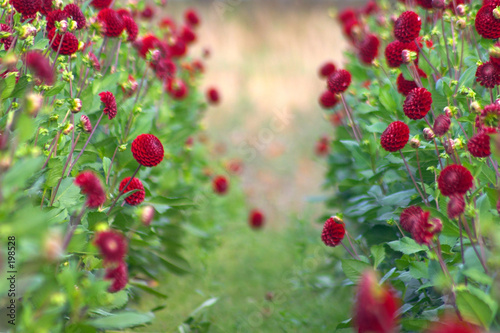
[0,1,233,331]
[318,0,500,331]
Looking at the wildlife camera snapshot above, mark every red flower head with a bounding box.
[213,175,229,194]
[476,61,500,88]
[354,270,399,333]
[206,87,220,105]
[397,67,427,95]
[180,25,196,44]
[447,194,465,219]
[359,34,380,64]
[104,261,128,293]
[249,209,265,229]
[319,90,338,109]
[338,8,357,24]
[80,115,92,133]
[94,230,127,262]
[160,16,176,31]
[417,0,433,9]
[131,134,164,167]
[433,114,451,137]
[39,0,53,16]
[90,0,112,10]
[468,129,495,157]
[141,5,154,19]
[74,171,106,208]
[327,69,351,94]
[166,78,188,100]
[98,8,125,38]
[403,87,432,120]
[438,164,474,197]
[25,51,54,85]
[153,57,176,80]
[380,121,410,152]
[363,0,378,15]
[412,211,442,245]
[116,8,132,17]
[119,177,145,206]
[321,217,345,247]
[394,11,421,43]
[46,9,68,32]
[400,206,423,233]
[64,4,86,29]
[385,40,419,68]
[184,8,200,27]
[480,103,500,129]
[11,0,40,16]
[47,29,79,55]
[315,135,330,156]
[169,37,187,58]
[318,62,336,78]
[226,159,243,175]
[88,51,101,71]
[123,16,138,42]
[0,24,13,50]
[98,91,117,120]
[475,4,500,39]
[425,316,482,333]
[136,34,160,58]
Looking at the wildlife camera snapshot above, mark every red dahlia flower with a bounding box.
[213,175,229,194]
[75,171,106,208]
[98,91,117,120]
[437,165,473,197]
[206,87,220,105]
[447,194,465,219]
[403,87,432,120]
[319,90,338,109]
[380,121,410,152]
[359,34,380,64]
[25,51,54,85]
[417,0,434,9]
[400,206,423,233]
[321,217,345,247]
[0,24,13,50]
[46,10,68,32]
[433,114,451,137]
[104,261,128,292]
[180,25,196,44]
[425,316,482,333]
[475,4,500,39]
[141,5,154,19]
[11,0,40,17]
[184,8,200,27]
[480,103,500,129]
[94,230,127,262]
[354,270,399,333]
[169,37,187,58]
[396,67,427,95]
[90,0,112,10]
[136,34,160,58]
[131,134,164,167]
[64,4,86,29]
[47,29,79,55]
[412,211,442,245]
[249,209,265,229]
[318,62,336,78]
[119,177,145,205]
[123,16,138,42]
[39,0,53,16]
[315,136,330,156]
[327,69,351,94]
[166,78,188,100]
[385,40,419,68]
[476,61,500,88]
[394,11,421,43]
[467,129,495,157]
[97,8,125,38]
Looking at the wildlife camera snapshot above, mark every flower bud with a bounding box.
[423,127,435,140]
[456,19,466,30]
[410,137,421,149]
[470,101,481,113]
[63,123,74,135]
[26,93,43,117]
[18,25,37,40]
[56,20,68,33]
[140,206,155,226]
[69,20,78,31]
[2,52,17,67]
[54,99,64,108]
[332,216,344,224]
[444,138,455,154]
[402,50,417,63]
[494,7,500,20]
[456,4,466,16]
[80,115,92,133]
[432,0,445,9]
[70,98,82,113]
[44,230,64,261]
[118,144,127,152]
[54,0,63,9]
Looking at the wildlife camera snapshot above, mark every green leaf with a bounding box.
[456,287,498,328]
[10,76,29,98]
[370,244,385,269]
[45,81,65,97]
[409,261,428,279]
[85,311,154,329]
[341,259,372,283]
[1,74,16,99]
[387,237,428,255]
[102,157,111,182]
[400,65,413,81]
[130,282,168,299]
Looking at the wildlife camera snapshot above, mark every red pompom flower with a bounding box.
[380,121,410,152]
[122,16,138,42]
[437,165,474,197]
[249,209,265,229]
[319,62,336,78]
[64,4,86,29]
[90,0,112,10]
[359,34,380,65]
[47,29,79,55]
[75,171,106,208]
[131,134,164,167]
[184,8,200,27]
[385,40,419,68]
[467,129,495,157]
[396,67,427,95]
[327,69,351,94]
[94,230,127,262]
[25,51,55,85]
[97,8,125,38]
[433,114,451,137]
[447,194,465,219]
[321,217,345,247]
[394,11,421,43]
[119,177,145,206]
[213,175,229,194]
[206,87,220,105]
[98,91,117,120]
[476,61,500,88]
[11,0,40,17]
[403,87,432,120]
[475,4,500,39]
[104,261,128,292]
[400,206,423,233]
[319,90,338,109]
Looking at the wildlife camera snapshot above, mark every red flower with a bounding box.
[64,4,86,29]
[39,0,53,16]
[11,0,40,17]
[213,175,229,194]
[206,87,220,105]
[88,51,101,71]
[425,316,482,333]
[396,67,427,95]
[403,87,432,120]
[400,206,423,233]
[354,270,399,333]
[97,8,125,38]
[315,135,330,156]
[136,34,160,58]
[359,34,380,65]
[94,230,127,262]
[226,159,243,175]
[0,24,13,50]
[475,4,500,39]
[141,5,154,19]
[166,78,188,100]
[90,0,112,10]
[169,37,187,58]
[249,209,265,229]
[319,90,338,109]
[74,171,106,208]
[394,11,421,43]
[25,51,54,85]
[180,25,196,44]
[476,61,500,88]
[80,115,92,133]
[447,194,465,219]
[327,69,351,94]
[363,0,378,15]
[318,62,336,78]
[412,211,442,245]
[119,177,145,206]
[380,121,410,152]
[116,8,132,18]
[480,103,500,129]
[385,40,419,68]
[47,29,79,55]
[131,134,164,167]
[160,16,176,31]
[153,57,176,80]
[98,91,117,120]
[433,114,451,137]
[416,0,433,9]
[46,10,68,32]
[104,261,128,292]
[468,129,495,157]
[122,16,138,42]
[321,217,345,247]
[184,8,200,27]
[438,165,474,197]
